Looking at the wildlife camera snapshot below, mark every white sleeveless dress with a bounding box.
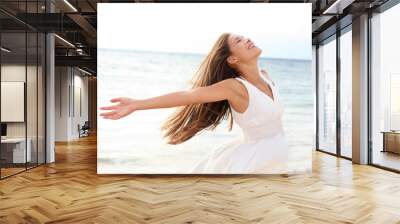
[190,74,289,174]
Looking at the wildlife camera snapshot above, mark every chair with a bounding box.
[78,121,90,138]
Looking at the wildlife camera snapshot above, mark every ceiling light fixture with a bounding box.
[78,67,92,76]
[54,34,75,48]
[322,0,355,15]
[63,0,78,12]
[1,47,11,53]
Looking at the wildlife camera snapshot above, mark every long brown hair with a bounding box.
[161,32,242,145]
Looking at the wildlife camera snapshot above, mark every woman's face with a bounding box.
[227,33,262,66]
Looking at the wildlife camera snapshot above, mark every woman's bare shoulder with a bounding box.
[220,77,245,89]
[220,77,248,99]
[260,69,275,86]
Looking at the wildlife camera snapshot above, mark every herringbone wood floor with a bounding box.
[1,133,400,224]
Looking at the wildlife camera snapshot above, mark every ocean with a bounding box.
[97,49,313,174]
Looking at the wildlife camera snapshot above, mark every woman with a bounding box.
[99,32,289,174]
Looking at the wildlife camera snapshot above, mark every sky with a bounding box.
[98,3,312,60]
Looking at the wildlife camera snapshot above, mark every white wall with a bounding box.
[54,66,89,141]
[55,66,69,141]
[71,71,89,138]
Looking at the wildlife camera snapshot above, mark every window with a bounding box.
[0,1,47,179]
[317,36,337,154]
[340,28,352,158]
[370,2,400,171]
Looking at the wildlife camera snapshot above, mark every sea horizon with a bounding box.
[98,48,312,62]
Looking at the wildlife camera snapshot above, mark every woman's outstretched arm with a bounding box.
[99,78,237,120]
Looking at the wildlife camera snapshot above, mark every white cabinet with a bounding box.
[1,138,32,163]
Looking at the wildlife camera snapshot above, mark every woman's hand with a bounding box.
[99,97,139,120]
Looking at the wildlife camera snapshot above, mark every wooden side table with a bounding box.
[381,131,400,154]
